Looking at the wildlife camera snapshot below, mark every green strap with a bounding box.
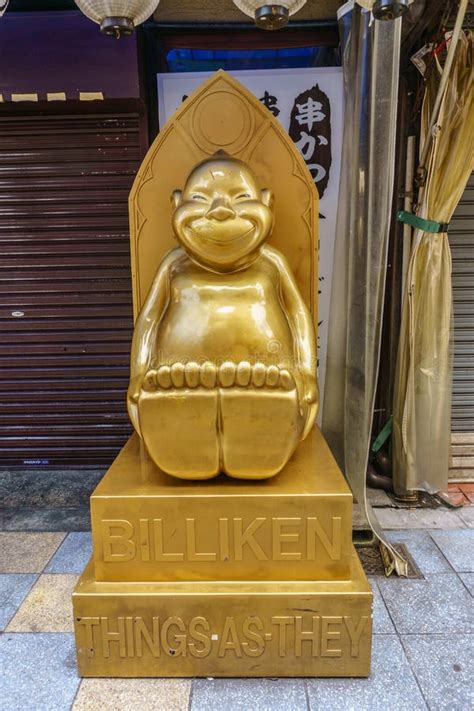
[397,210,449,233]
[371,416,393,454]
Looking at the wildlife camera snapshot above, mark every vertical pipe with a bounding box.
[401,134,415,296]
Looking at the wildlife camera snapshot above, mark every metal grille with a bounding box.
[451,172,474,432]
[0,108,143,465]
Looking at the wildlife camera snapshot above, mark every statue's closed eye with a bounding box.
[191,193,208,201]
[235,192,251,201]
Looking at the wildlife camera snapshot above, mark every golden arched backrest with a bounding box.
[129,70,318,333]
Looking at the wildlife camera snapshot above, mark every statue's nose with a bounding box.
[206,199,236,221]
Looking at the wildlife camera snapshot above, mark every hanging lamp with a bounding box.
[75,1,160,38]
[233,1,307,30]
[372,0,409,20]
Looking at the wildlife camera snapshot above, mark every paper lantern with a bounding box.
[75,0,160,37]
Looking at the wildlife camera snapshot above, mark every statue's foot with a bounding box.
[139,362,303,480]
[219,388,303,479]
[138,388,220,479]
[143,361,295,391]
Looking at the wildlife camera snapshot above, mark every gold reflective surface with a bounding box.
[128,155,318,480]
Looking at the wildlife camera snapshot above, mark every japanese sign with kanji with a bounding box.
[157,68,344,415]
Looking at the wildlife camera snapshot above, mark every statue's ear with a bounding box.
[261,188,273,209]
[171,190,182,209]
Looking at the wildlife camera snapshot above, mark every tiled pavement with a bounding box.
[0,527,473,711]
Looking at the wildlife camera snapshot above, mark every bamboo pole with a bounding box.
[418,0,469,179]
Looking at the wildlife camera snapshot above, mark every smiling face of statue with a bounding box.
[172,155,274,272]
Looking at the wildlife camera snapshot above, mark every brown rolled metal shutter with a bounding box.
[0,104,145,466]
[451,173,474,432]
[450,172,474,480]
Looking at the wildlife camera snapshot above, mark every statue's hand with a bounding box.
[301,370,319,439]
[303,372,318,405]
[127,375,143,438]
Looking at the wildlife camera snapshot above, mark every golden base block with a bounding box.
[73,427,373,677]
[73,551,372,677]
[91,428,353,582]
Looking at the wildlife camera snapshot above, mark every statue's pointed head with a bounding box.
[171,153,274,271]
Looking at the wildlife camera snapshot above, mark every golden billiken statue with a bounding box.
[128,153,318,480]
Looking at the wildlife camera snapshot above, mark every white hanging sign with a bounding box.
[157,67,344,416]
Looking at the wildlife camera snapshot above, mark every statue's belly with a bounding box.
[155,291,294,367]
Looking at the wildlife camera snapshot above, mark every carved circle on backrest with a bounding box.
[191,90,255,155]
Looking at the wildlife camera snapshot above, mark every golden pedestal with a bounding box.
[73,428,372,677]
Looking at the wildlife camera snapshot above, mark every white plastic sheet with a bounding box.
[323,5,407,575]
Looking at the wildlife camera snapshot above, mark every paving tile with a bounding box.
[402,634,474,711]
[367,488,392,507]
[1,468,103,508]
[2,507,90,532]
[73,678,191,711]
[458,485,474,503]
[459,572,474,596]
[462,491,474,504]
[1,632,80,711]
[6,573,78,632]
[376,508,465,529]
[368,577,395,633]
[0,532,65,572]
[307,635,427,711]
[438,489,469,506]
[387,530,452,574]
[377,573,473,634]
[0,573,38,630]
[45,532,92,573]
[457,506,474,528]
[430,529,474,572]
[191,678,307,711]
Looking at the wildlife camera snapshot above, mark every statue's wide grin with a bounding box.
[186,222,256,245]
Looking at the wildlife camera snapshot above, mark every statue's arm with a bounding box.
[127,251,175,436]
[264,246,319,438]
